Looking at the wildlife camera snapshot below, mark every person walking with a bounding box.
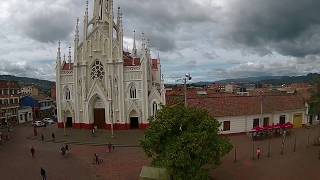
[61,146,66,156]
[94,153,99,165]
[30,146,35,158]
[51,133,55,142]
[41,134,44,142]
[256,147,261,159]
[40,168,47,180]
[107,142,112,153]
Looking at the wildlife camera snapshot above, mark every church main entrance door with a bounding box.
[66,117,73,128]
[130,117,139,129]
[94,108,105,129]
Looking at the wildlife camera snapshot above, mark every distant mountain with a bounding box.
[214,73,320,85]
[0,75,54,95]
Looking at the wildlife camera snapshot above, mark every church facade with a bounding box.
[56,0,165,130]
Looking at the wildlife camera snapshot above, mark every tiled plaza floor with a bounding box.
[2,123,320,179]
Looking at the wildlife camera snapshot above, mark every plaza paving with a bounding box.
[1,123,320,179]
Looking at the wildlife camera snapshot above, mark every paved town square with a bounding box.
[1,123,320,180]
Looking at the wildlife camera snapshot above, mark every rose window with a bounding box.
[91,61,105,80]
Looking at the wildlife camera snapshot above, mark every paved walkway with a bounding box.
[2,124,320,179]
[27,125,144,146]
[211,126,320,180]
[0,124,149,180]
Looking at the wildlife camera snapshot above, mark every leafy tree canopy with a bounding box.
[310,78,320,115]
[140,105,232,180]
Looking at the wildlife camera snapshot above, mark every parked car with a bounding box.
[33,121,45,127]
[43,118,55,125]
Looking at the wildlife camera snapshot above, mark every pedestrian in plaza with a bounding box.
[94,153,99,165]
[107,142,112,153]
[92,128,95,136]
[41,134,44,142]
[61,146,66,156]
[30,146,35,158]
[51,132,55,142]
[65,144,69,151]
[256,147,261,159]
[40,167,47,180]
[0,131,2,143]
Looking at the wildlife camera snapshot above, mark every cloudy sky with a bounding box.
[1,0,320,83]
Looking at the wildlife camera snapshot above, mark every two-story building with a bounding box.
[0,81,20,126]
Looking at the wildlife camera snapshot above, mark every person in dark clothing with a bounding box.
[41,134,44,142]
[51,133,55,142]
[108,142,112,153]
[94,153,99,164]
[61,146,66,156]
[30,146,35,157]
[40,168,47,180]
[65,144,69,151]
[256,147,261,159]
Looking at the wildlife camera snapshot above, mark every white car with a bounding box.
[43,118,55,125]
[33,121,45,127]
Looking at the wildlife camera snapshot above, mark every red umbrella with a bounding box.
[264,125,274,131]
[252,126,264,132]
[283,122,293,129]
[274,124,281,129]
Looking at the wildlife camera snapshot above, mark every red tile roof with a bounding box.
[62,63,73,70]
[151,59,159,70]
[186,95,306,117]
[0,81,19,88]
[123,51,141,66]
[124,57,141,66]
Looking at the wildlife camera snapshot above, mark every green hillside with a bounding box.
[0,75,54,96]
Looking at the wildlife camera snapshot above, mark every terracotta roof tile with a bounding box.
[62,63,73,70]
[186,95,306,117]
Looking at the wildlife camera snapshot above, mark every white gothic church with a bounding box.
[56,0,166,130]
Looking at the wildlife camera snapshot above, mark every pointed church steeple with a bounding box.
[141,32,146,50]
[83,0,89,40]
[132,30,137,57]
[75,18,79,45]
[57,40,61,62]
[68,46,72,63]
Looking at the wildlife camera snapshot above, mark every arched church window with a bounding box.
[91,60,105,80]
[129,85,137,99]
[153,102,158,116]
[65,88,71,100]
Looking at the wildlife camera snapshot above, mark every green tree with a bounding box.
[310,78,320,115]
[140,105,232,180]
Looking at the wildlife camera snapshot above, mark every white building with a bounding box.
[18,107,33,124]
[56,0,165,130]
[188,95,308,134]
[20,86,39,96]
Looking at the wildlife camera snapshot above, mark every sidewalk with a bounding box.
[27,125,145,147]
